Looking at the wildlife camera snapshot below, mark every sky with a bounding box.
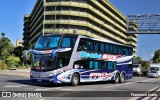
[109,0,160,60]
[0,0,36,45]
[0,0,160,61]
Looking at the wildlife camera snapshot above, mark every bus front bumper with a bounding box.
[30,75,55,83]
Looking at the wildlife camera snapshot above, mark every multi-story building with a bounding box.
[23,0,138,53]
[16,39,23,47]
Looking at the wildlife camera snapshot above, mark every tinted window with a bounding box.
[34,36,61,49]
[78,39,90,50]
[61,36,77,48]
[117,46,122,55]
[113,45,118,54]
[109,44,114,53]
[105,44,109,53]
[57,57,70,68]
[74,60,116,70]
[61,38,70,48]
[93,41,99,51]
[89,61,99,69]
[100,61,107,70]
[107,61,117,70]
[100,43,105,52]
[128,48,133,55]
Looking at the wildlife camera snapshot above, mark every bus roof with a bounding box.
[41,33,132,48]
[78,35,133,48]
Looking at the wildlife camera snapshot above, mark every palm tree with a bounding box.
[1,33,5,37]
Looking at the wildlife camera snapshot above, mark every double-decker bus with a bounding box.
[25,34,133,86]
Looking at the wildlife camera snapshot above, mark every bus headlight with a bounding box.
[54,70,62,75]
[48,74,53,77]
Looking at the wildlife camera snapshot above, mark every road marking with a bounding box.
[60,88,74,91]
[148,86,160,91]
[104,78,158,89]
[39,99,46,100]
[24,88,33,90]
[1,90,7,91]
[4,85,29,88]
[104,82,135,88]
[35,87,62,91]
[128,86,160,100]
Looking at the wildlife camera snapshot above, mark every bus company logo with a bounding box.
[102,54,121,60]
[2,92,11,97]
[79,52,102,59]
[89,72,111,79]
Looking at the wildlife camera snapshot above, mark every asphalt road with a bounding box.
[0,73,160,100]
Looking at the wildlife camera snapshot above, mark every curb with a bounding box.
[0,70,30,77]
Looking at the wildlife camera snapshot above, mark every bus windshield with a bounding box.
[34,35,61,49]
[32,54,56,71]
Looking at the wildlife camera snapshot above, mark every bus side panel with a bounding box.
[80,69,117,82]
[117,64,133,80]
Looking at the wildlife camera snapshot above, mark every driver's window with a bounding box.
[57,57,70,68]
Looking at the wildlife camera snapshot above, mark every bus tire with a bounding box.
[119,73,125,83]
[114,73,120,84]
[71,73,79,86]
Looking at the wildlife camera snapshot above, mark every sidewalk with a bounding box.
[0,69,30,77]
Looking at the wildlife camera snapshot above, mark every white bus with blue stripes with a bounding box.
[25,34,133,86]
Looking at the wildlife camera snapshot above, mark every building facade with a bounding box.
[23,0,138,53]
[16,39,23,47]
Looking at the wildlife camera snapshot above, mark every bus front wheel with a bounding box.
[71,73,79,86]
[114,73,120,84]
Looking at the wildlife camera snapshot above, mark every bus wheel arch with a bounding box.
[119,72,125,83]
[114,72,120,84]
[71,72,80,86]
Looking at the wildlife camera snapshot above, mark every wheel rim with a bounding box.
[73,77,78,85]
[121,74,124,82]
[115,75,119,83]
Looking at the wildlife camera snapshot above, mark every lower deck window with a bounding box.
[74,60,117,70]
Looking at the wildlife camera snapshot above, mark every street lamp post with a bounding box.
[140,46,145,60]
[99,24,101,39]
[53,0,57,34]
[149,50,155,63]
[43,0,46,35]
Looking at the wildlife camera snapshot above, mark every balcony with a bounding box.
[44,19,126,43]
[45,11,127,38]
[127,36,138,42]
[102,0,126,21]
[127,41,137,47]
[45,2,126,32]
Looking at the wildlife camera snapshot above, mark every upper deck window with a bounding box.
[60,36,77,48]
[34,35,61,49]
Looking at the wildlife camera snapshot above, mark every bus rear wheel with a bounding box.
[71,73,79,86]
[114,73,120,84]
[119,73,125,83]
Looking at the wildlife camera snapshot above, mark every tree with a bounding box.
[0,33,14,60]
[6,56,20,69]
[134,56,141,62]
[153,49,160,63]
[133,56,149,70]
[141,61,149,70]
[14,46,23,62]
[1,33,5,37]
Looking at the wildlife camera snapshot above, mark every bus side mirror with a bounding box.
[24,49,33,60]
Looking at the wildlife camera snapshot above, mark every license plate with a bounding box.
[38,79,42,82]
